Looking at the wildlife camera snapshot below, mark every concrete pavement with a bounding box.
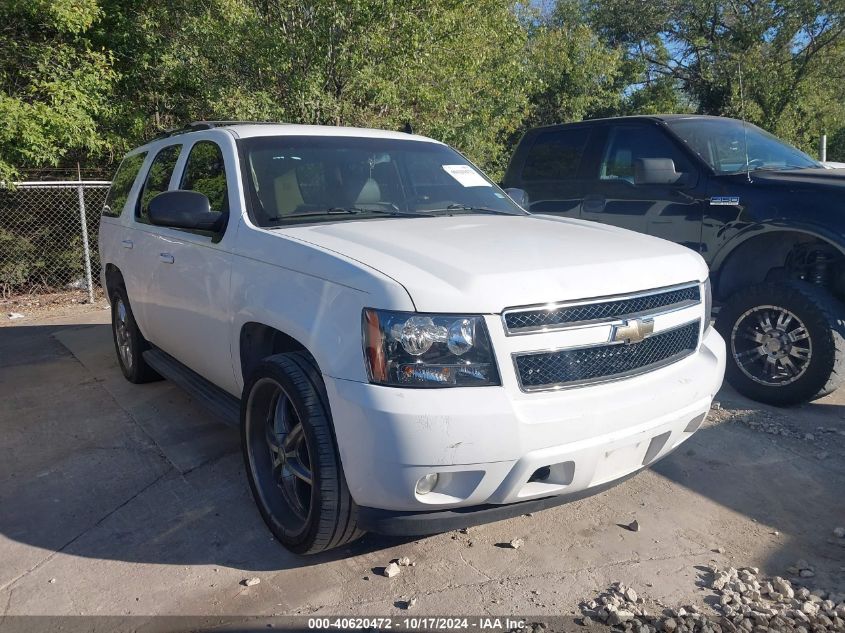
[0,312,843,623]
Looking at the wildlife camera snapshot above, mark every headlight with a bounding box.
[703,278,713,332]
[363,309,500,387]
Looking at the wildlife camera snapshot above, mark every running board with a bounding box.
[142,349,240,427]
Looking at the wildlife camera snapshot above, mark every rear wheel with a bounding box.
[716,282,845,405]
[241,351,363,554]
[110,286,161,383]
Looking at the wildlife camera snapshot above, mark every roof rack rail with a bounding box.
[149,120,281,142]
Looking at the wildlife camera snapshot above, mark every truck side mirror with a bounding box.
[148,190,225,232]
[634,158,687,186]
[504,187,529,209]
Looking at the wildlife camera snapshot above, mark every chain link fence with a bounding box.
[0,180,110,301]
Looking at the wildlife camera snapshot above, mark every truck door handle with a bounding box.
[121,239,134,249]
[159,252,175,264]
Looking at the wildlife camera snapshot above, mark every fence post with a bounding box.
[76,169,95,304]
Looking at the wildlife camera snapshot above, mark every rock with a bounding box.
[834,527,845,538]
[803,433,815,441]
[404,597,417,609]
[662,618,677,632]
[580,616,593,627]
[242,577,260,587]
[397,556,412,566]
[627,520,640,532]
[772,577,794,599]
[384,562,401,578]
[608,609,635,625]
[798,569,815,578]
[624,588,639,603]
[7,312,24,320]
[48,578,56,584]
[508,538,524,549]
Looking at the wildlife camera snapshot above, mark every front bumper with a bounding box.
[325,327,725,523]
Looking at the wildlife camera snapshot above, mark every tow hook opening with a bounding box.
[528,466,551,483]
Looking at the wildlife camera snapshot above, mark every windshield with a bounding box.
[666,118,820,174]
[239,135,525,226]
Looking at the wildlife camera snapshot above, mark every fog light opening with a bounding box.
[528,466,551,483]
[415,473,439,495]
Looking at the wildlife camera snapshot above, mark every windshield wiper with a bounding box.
[266,206,425,222]
[431,204,523,216]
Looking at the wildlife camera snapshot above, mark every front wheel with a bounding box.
[241,351,363,554]
[716,282,845,406]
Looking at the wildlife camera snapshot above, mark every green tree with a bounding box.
[0,0,115,182]
[586,0,845,152]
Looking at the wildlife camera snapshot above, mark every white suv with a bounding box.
[99,122,726,554]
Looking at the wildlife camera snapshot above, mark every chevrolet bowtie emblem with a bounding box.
[610,318,655,344]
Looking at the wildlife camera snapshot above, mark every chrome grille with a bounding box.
[514,321,700,391]
[504,284,700,334]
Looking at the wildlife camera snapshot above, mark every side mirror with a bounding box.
[634,158,687,186]
[148,190,224,232]
[504,187,529,209]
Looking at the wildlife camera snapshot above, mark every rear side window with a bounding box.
[180,141,229,215]
[137,144,182,223]
[522,128,591,181]
[103,152,146,217]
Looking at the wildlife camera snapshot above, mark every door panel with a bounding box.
[125,144,183,337]
[140,136,239,394]
[580,123,705,251]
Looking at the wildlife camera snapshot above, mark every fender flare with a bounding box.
[710,222,845,273]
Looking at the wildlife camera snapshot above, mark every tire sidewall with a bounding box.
[241,358,327,554]
[716,282,838,405]
[111,286,139,381]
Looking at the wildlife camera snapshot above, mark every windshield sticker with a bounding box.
[442,164,492,187]
[709,196,740,206]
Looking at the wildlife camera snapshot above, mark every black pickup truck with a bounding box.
[503,115,845,406]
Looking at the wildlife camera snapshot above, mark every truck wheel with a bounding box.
[716,282,845,406]
[110,286,161,383]
[241,352,363,554]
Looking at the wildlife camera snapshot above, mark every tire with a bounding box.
[241,351,363,554]
[110,285,161,384]
[716,281,845,406]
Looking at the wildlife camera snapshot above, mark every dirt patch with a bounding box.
[0,290,108,326]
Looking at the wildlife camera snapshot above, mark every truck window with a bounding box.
[600,126,691,183]
[136,144,182,223]
[180,141,229,215]
[103,152,147,218]
[521,128,591,181]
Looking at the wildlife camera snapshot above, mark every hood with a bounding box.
[749,167,845,189]
[279,214,708,313]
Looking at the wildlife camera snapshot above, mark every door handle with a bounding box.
[159,252,175,264]
[121,239,134,249]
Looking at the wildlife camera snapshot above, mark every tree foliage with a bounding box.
[3,0,845,180]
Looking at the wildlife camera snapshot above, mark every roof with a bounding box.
[148,121,440,145]
[528,114,740,132]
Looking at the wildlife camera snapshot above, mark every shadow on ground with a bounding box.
[0,324,413,584]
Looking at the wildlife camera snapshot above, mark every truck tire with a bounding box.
[241,351,363,554]
[110,285,161,383]
[716,282,845,406]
